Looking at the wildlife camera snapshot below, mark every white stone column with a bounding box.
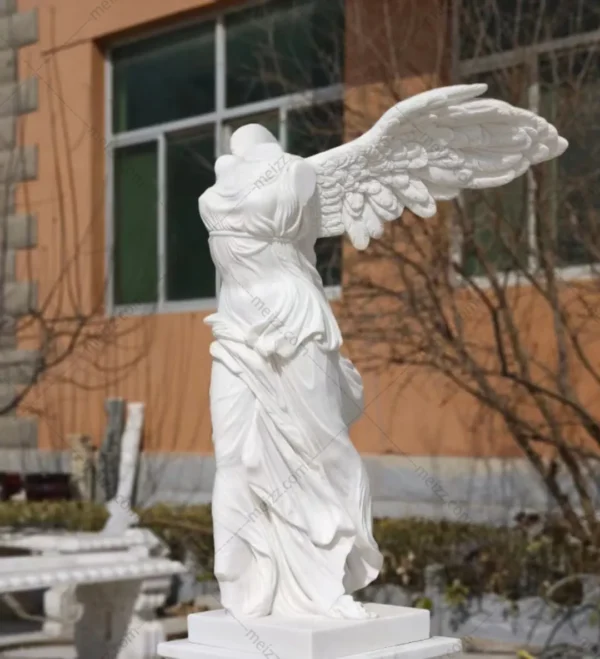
[102,402,144,535]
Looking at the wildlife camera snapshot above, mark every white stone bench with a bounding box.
[158,603,462,659]
[0,549,184,659]
[0,527,175,653]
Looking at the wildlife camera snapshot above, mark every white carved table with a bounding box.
[0,549,184,659]
[0,529,174,657]
[157,604,462,658]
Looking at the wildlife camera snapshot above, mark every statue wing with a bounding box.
[306,84,568,250]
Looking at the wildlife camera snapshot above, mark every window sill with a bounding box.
[454,263,600,290]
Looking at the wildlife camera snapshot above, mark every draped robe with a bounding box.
[199,151,382,617]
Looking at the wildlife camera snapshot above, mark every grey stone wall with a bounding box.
[0,450,580,525]
[0,3,38,449]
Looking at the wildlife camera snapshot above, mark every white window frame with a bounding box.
[454,24,600,289]
[105,3,344,318]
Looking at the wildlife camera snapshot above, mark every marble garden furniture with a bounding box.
[0,528,173,650]
[0,549,184,659]
[0,402,178,657]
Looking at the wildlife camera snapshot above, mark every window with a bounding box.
[166,129,216,301]
[287,101,344,288]
[459,68,530,277]
[112,23,216,133]
[458,2,600,278]
[226,0,344,107]
[459,0,600,61]
[113,143,159,305]
[537,50,600,268]
[107,0,345,313]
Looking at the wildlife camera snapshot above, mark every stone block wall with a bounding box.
[0,0,39,450]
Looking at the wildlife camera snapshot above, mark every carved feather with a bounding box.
[307,83,568,250]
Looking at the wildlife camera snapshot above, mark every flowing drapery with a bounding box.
[210,338,382,617]
[199,148,382,617]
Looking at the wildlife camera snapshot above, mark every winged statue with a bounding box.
[197,84,567,620]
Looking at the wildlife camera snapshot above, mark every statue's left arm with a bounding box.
[307,84,568,250]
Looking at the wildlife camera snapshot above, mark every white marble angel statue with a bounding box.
[198,84,567,620]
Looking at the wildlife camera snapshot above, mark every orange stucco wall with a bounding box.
[16,0,232,454]
[15,0,594,459]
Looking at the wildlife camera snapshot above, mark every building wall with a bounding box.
[16,0,233,456]
[13,0,596,462]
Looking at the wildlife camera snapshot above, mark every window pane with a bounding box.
[226,0,344,107]
[461,68,530,276]
[538,50,600,267]
[460,0,600,60]
[462,178,529,277]
[113,143,158,305]
[166,128,216,301]
[288,101,344,286]
[113,23,215,133]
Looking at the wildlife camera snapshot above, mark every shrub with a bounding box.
[1,502,597,605]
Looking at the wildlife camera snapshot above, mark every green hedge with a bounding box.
[0,502,597,605]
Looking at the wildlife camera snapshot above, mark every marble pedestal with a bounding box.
[157,604,462,659]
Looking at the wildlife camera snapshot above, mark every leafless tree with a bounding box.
[248,0,600,540]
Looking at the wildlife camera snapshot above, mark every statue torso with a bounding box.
[198,154,341,359]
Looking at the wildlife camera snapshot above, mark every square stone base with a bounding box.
[158,636,462,659]
[157,604,461,659]
[188,604,429,659]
